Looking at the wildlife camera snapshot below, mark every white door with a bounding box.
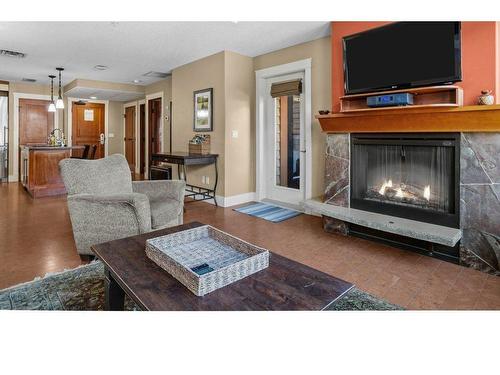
[264,72,305,205]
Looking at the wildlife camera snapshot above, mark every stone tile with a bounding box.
[462,133,500,183]
[460,184,500,274]
[460,133,491,184]
[326,133,349,160]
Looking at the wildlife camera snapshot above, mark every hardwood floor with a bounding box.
[1,182,499,309]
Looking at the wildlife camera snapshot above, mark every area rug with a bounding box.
[0,262,401,311]
[233,202,302,223]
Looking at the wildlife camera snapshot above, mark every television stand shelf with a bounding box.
[340,85,463,113]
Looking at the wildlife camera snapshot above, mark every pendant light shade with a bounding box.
[48,75,56,112]
[56,67,65,109]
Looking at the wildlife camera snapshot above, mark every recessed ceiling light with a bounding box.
[22,78,37,82]
[93,65,109,71]
[89,96,97,100]
[133,79,142,84]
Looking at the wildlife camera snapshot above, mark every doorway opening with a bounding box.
[139,103,146,175]
[124,105,136,172]
[255,59,312,208]
[71,102,105,159]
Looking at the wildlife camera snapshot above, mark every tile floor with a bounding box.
[1,182,499,309]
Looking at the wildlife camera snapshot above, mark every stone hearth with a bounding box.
[324,132,500,276]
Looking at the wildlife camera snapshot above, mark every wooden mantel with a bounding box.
[316,104,500,133]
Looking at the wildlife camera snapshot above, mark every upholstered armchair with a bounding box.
[59,154,185,256]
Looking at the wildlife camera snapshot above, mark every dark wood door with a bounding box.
[148,98,162,162]
[124,106,136,171]
[140,104,146,174]
[19,99,54,145]
[72,102,105,159]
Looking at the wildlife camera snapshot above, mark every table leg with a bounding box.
[104,268,125,311]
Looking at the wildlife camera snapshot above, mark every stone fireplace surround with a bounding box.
[323,132,500,276]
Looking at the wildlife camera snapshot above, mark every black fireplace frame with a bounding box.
[350,133,461,228]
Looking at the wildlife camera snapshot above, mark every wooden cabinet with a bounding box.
[19,145,82,198]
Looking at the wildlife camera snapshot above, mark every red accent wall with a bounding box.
[331,21,499,112]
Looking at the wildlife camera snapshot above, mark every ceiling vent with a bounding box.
[93,65,109,71]
[22,78,37,83]
[0,49,26,58]
[143,71,170,78]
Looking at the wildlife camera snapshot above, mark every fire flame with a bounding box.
[423,185,431,201]
[378,179,393,195]
[395,187,403,198]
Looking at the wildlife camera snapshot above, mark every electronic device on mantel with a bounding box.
[367,92,414,108]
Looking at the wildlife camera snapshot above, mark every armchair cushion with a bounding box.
[67,193,152,255]
[132,180,186,229]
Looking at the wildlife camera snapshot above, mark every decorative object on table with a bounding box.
[234,202,302,223]
[188,134,211,154]
[478,90,495,105]
[145,225,269,296]
[193,88,213,131]
[318,109,330,115]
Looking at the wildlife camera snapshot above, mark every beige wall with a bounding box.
[224,51,254,197]
[172,52,226,195]
[107,101,125,155]
[145,77,172,152]
[253,36,331,198]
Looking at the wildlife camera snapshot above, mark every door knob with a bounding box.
[99,133,105,145]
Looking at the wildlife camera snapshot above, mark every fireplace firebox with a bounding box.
[350,133,460,228]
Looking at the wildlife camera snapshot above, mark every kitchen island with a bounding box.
[20,144,84,198]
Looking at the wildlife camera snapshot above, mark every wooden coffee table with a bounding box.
[91,222,354,311]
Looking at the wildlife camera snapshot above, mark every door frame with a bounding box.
[11,93,59,182]
[255,58,312,205]
[145,92,164,178]
[67,97,109,157]
[123,100,140,174]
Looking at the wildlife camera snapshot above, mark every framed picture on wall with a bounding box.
[193,88,213,132]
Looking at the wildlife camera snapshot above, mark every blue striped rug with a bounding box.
[234,202,302,223]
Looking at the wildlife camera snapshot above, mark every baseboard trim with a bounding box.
[8,175,18,182]
[189,191,256,208]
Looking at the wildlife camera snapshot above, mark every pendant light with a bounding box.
[55,67,65,109]
[48,75,56,112]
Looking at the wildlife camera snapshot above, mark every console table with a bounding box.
[151,152,219,206]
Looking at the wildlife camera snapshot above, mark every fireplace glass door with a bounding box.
[351,134,459,227]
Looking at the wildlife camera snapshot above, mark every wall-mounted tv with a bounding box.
[343,22,462,95]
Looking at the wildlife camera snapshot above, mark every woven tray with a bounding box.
[145,225,269,296]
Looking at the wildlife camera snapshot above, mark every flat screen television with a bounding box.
[343,22,462,95]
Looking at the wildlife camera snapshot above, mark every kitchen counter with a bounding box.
[19,144,84,198]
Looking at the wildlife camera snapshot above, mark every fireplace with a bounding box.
[350,133,460,228]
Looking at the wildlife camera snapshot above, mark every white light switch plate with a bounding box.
[108,133,114,138]
[231,130,238,138]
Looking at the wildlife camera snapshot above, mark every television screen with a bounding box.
[343,22,462,95]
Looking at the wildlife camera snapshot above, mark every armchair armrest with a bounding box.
[66,193,152,255]
[132,180,186,203]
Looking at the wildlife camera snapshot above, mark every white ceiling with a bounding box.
[0,22,330,86]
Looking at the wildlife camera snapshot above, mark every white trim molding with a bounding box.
[145,92,164,179]
[10,93,60,182]
[67,97,109,156]
[191,191,256,208]
[255,58,313,205]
